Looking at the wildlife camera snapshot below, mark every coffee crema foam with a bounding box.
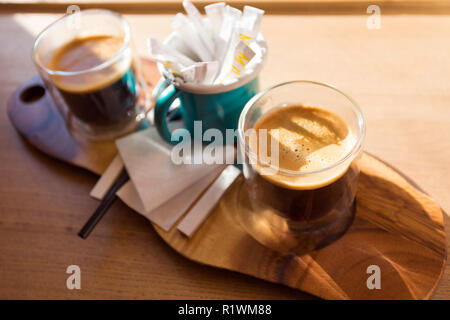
[250,105,356,190]
[47,35,132,93]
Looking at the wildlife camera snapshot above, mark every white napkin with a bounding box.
[91,126,240,234]
[116,165,223,231]
[115,127,224,214]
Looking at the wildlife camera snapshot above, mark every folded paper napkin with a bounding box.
[91,126,240,235]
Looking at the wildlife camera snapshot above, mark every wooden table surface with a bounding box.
[0,8,449,299]
[2,0,450,14]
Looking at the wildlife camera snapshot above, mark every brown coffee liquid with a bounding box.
[250,105,355,189]
[47,35,137,127]
[246,105,358,222]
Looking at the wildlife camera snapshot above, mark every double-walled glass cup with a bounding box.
[237,81,365,254]
[32,9,149,141]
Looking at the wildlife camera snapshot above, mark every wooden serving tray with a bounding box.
[7,59,446,299]
[154,155,446,299]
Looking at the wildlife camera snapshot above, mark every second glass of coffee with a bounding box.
[237,81,365,254]
[33,9,149,140]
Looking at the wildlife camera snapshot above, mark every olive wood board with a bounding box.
[7,58,446,300]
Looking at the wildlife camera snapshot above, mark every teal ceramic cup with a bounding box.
[153,34,267,145]
[154,77,260,144]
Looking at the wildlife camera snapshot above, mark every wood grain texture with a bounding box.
[2,0,450,14]
[1,13,450,299]
[6,74,116,175]
[6,59,160,175]
[6,66,447,299]
[150,153,446,299]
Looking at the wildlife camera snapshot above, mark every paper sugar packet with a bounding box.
[177,165,240,237]
[171,13,214,62]
[182,0,215,57]
[147,1,266,86]
[214,40,256,84]
[204,2,225,44]
[181,61,220,84]
[214,5,242,65]
[215,6,264,84]
[147,38,196,68]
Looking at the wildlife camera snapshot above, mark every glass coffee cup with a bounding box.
[32,9,150,141]
[237,81,365,254]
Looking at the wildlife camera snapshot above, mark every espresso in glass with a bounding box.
[32,10,149,140]
[47,35,137,127]
[238,81,365,254]
[248,104,359,222]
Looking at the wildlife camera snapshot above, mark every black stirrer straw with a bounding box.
[78,168,129,239]
[78,108,181,239]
